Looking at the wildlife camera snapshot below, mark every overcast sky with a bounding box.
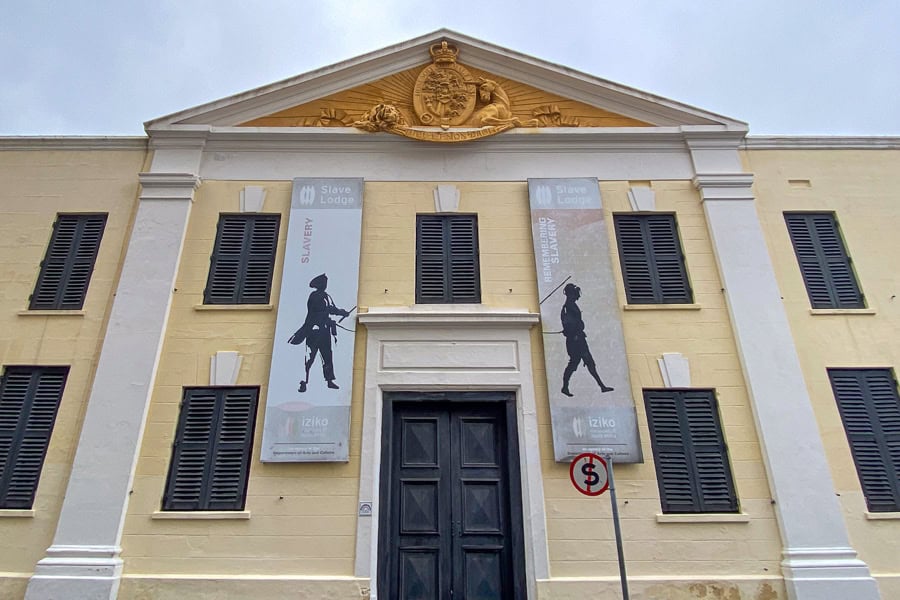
[2,1,898,137]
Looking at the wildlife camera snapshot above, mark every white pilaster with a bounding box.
[25,171,200,600]
[688,136,880,600]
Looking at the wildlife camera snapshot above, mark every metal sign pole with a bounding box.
[607,457,630,600]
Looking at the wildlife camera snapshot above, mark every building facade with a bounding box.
[1,30,898,600]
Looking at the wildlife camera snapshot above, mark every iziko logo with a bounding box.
[534,184,552,207]
[299,185,316,205]
[572,416,585,438]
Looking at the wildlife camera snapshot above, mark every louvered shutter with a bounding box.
[416,215,480,304]
[0,366,68,509]
[207,388,257,510]
[30,214,107,310]
[163,387,258,511]
[416,215,448,302]
[204,215,280,304]
[644,389,738,513]
[448,216,480,303]
[829,369,900,512]
[785,213,864,309]
[615,214,692,304]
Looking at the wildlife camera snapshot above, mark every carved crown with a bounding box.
[429,41,459,64]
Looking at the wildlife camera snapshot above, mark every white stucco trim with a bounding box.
[623,303,702,311]
[150,511,251,520]
[656,513,750,523]
[809,308,877,316]
[657,353,691,388]
[193,304,274,311]
[17,310,85,317]
[355,306,546,600]
[865,512,900,521]
[0,509,35,518]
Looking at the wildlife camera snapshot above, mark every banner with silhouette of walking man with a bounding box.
[261,178,363,462]
[528,178,642,463]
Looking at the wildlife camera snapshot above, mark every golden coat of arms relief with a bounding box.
[352,41,577,143]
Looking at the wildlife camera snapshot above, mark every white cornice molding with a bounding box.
[145,29,746,130]
[138,172,201,201]
[693,173,755,188]
[149,125,737,155]
[693,173,755,202]
[138,172,201,187]
[744,136,900,150]
[147,126,209,150]
[683,128,748,149]
[0,136,147,151]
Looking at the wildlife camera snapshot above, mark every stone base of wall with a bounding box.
[0,575,29,600]
[537,577,785,600]
[118,576,370,599]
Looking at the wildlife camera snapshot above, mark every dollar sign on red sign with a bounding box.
[582,461,600,487]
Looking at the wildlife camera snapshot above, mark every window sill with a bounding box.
[151,510,251,520]
[624,304,702,311]
[0,509,35,518]
[193,304,274,312]
[656,512,750,523]
[865,511,900,521]
[18,309,86,317]
[809,308,876,316]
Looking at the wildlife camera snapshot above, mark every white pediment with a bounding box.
[145,29,746,133]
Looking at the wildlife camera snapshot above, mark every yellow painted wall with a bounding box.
[746,148,900,597]
[122,179,783,596]
[0,147,146,596]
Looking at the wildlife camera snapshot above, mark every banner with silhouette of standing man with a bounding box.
[261,178,363,462]
[528,178,642,463]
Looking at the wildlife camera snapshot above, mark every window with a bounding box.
[784,212,864,309]
[416,214,480,304]
[204,214,280,305]
[163,387,258,511]
[828,369,900,512]
[644,389,739,513]
[0,366,68,509]
[614,213,692,304]
[30,214,107,310]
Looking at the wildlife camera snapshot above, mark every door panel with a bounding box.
[381,398,524,599]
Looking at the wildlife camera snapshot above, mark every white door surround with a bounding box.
[355,306,548,600]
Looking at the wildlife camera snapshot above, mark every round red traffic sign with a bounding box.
[569,452,609,496]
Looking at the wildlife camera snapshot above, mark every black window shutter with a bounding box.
[785,213,864,309]
[615,214,692,304]
[828,369,900,512]
[0,366,69,509]
[30,214,107,310]
[644,389,738,513]
[163,387,258,511]
[204,214,280,305]
[416,214,480,304]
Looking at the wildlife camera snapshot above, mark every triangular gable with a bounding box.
[239,64,652,129]
[146,29,745,132]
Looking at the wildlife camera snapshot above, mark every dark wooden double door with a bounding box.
[379,393,526,599]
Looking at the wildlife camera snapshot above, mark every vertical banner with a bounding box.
[528,178,642,463]
[261,178,363,462]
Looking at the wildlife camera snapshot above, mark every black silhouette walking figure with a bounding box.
[560,283,614,397]
[288,273,350,392]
